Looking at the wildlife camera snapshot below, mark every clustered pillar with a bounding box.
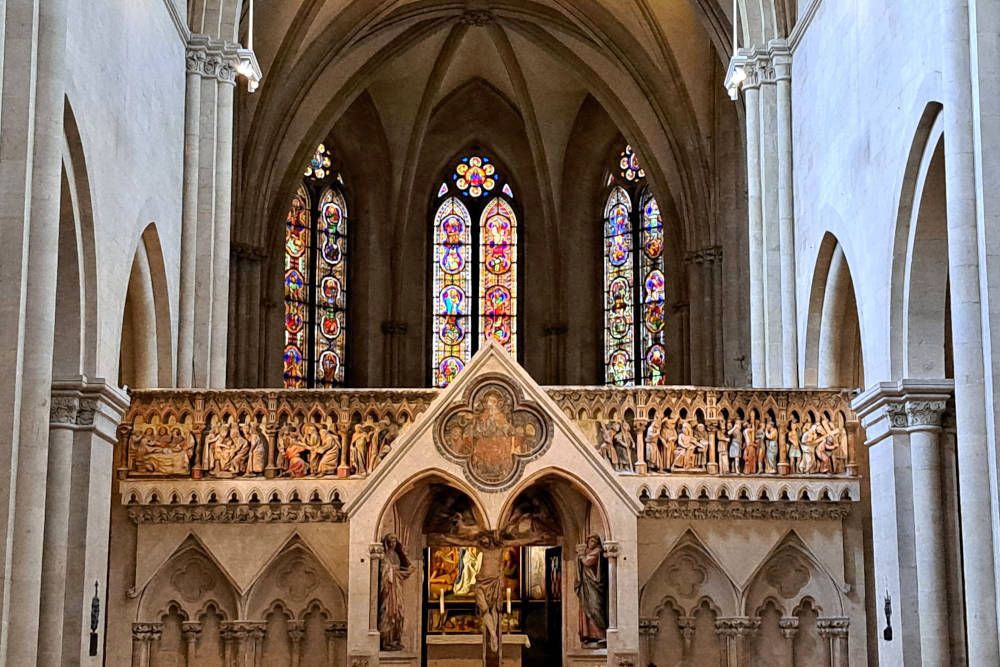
[738,41,799,388]
[853,380,957,665]
[177,34,243,389]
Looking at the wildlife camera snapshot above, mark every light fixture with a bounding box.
[723,0,746,100]
[236,0,261,93]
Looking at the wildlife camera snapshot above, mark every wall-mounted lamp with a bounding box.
[89,581,100,656]
[236,0,261,93]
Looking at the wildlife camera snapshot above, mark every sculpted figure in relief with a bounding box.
[612,422,635,473]
[815,417,841,474]
[597,423,619,469]
[130,421,194,475]
[645,417,663,471]
[763,418,779,474]
[379,533,413,651]
[742,420,758,474]
[313,418,342,476]
[726,419,743,474]
[799,420,820,474]
[575,534,608,647]
[787,420,802,472]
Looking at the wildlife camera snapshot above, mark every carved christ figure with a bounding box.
[473,535,505,656]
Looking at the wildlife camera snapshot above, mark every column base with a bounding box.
[778,463,790,475]
[337,465,351,479]
[846,464,858,476]
[635,463,648,475]
[707,463,719,475]
[264,466,281,479]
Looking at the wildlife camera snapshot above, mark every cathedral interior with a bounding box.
[1,0,996,665]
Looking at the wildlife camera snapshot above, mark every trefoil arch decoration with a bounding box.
[603,144,667,386]
[431,151,519,388]
[283,142,350,388]
[434,375,551,492]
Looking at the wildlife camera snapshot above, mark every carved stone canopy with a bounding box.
[434,375,551,491]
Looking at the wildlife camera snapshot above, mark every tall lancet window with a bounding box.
[283,143,349,388]
[603,144,667,386]
[431,154,518,387]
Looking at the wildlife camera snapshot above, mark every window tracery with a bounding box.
[432,153,518,387]
[283,143,349,388]
[603,145,667,386]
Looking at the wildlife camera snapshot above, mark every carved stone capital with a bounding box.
[369,543,385,560]
[186,34,239,84]
[287,620,306,643]
[679,615,697,646]
[603,541,620,560]
[853,379,953,444]
[181,622,202,642]
[904,399,947,429]
[778,617,799,639]
[816,616,850,638]
[714,617,760,638]
[350,656,371,667]
[132,622,163,642]
[326,621,347,638]
[614,653,638,667]
[638,618,659,636]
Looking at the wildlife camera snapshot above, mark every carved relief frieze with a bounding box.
[435,375,551,491]
[641,500,852,521]
[127,503,346,524]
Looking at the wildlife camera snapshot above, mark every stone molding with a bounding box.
[816,616,850,638]
[638,617,659,636]
[50,377,129,440]
[714,616,761,637]
[641,500,851,521]
[853,379,954,445]
[459,10,495,26]
[186,34,240,85]
[127,503,345,524]
[779,616,799,639]
[131,622,163,641]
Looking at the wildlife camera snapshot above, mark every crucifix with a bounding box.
[473,533,506,667]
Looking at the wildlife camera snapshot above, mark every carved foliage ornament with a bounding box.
[434,376,551,491]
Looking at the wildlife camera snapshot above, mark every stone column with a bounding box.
[714,617,759,667]
[40,379,127,665]
[182,622,202,665]
[678,615,696,661]
[178,50,203,387]
[741,57,765,386]
[368,543,384,633]
[288,620,306,667]
[941,1,1000,662]
[0,0,69,661]
[327,621,347,667]
[381,321,408,386]
[604,541,620,630]
[183,35,246,389]
[707,246,724,384]
[338,418,352,478]
[906,396,951,665]
[633,418,648,474]
[684,251,706,384]
[770,40,798,387]
[130,623,162,667]
[853,379,953,666]
[816,617,849,667]
[779,617,798,667]
[638,618,658,664]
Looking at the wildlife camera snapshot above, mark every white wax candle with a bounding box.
[506,586,511,614]
[439,588,445,616]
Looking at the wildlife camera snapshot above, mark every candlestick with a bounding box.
[506,586,511,614]
[439,588,445,616]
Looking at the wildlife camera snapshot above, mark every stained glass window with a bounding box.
[432,197,473,387]
[604,187,634,386]
[282,145,349,388]
[603,145,666,386]
[432,153,518,387]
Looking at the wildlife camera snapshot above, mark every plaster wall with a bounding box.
[64,0,186,381]
[792,0,943,384]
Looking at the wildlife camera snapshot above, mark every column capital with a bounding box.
[852,379,953,444]
[816,616,850,638]
[287,619,306,643]
[186,33,261,90]
[131,622,163,641]
[638,617,659,636]
[603,541,621,560]
[778,616,799,639]
[369,543,385,559]
[51,376,129,440]
[714,616,761,637]
[326,620,348,638]
[181,621,202,641]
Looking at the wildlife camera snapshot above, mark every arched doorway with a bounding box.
[371,470,613,666]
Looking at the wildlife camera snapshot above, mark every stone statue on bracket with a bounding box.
[379,533,413,651]
[576,534,608,648]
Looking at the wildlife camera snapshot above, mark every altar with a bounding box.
[426,634,531,666]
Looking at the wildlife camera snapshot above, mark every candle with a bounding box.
[439,588,445,616]
[506,586,511,614]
